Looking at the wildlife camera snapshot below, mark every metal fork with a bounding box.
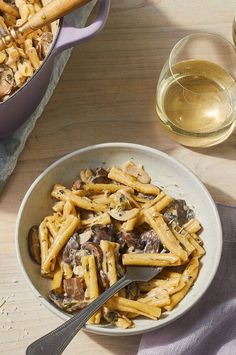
[26,265,163,355]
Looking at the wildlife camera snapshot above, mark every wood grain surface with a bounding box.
[1,1,236,354]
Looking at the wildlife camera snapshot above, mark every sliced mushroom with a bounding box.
[81,242,103,269]
[116,231,139,252]
[110,190,128,210]
[116,262,126,278]
[163,199,194,226]
[140,229,161,253]
[123,161,151,184]
[80,209,95,220]
[80,168,94,183]
[35,31,53,60]
[48,290,66,309]
[74,249,90,265]
[91,223,116,244]
[90,167,111,184]
[102,309,133,328]
[62,233,80,264]
[72,179,84,190]
[103,310,119,323]
[109,207,139,221]
[49,289,88,312]
[136,192,156,201]
[73,264,84,277]
[125,282,140,300]
[28,225,41,264]
[119,189,140,208]
[63,276,85,301]
[98,269,109,290]
[0,65,14,99]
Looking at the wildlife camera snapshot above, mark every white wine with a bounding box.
[156,59,236,147]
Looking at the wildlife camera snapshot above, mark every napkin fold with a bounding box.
[138,203,236,355]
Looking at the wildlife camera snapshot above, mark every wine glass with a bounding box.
[156,33,236,147]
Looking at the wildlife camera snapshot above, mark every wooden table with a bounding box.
[1,1,236,354]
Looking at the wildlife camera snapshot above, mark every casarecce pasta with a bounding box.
[28,161,205,329]
[0,0,53,101]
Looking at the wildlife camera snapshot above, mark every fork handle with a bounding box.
[26,276,131,355]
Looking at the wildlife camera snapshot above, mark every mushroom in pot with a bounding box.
[72,179,84,190]
[0,65,14,99]
[28,225,41,264]
[0,16,8,36]
[35,31,53,60]
[80,168,93,183]
[90,167,111,184]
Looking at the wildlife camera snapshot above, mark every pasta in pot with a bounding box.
[28,161,205,329]
[0,0,54,102]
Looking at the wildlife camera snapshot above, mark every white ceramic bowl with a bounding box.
[15,143,222,336]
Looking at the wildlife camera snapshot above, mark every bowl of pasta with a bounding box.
[0,0,110,139]
[15,143,222,335]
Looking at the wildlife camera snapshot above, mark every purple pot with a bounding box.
[0,0,110,140]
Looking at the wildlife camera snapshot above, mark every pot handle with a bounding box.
[53,0,110,53]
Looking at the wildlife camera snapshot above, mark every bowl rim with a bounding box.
[15,142,223,336]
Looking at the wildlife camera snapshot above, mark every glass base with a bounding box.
[156,115,235,148]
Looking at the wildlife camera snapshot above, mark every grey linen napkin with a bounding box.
[138,203,236,355]
[0,0,96,193]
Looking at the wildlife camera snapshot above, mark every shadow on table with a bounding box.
[205,184,236,206]
[190,128,236,161]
